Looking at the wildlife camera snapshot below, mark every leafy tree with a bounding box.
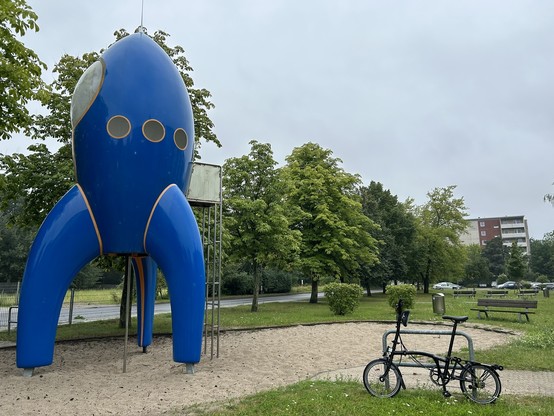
[0,28,218,228]
[481,236,507,278]
[463,244,492,286]
[358,181,416,294]
[529,233,554,280]
[222,140,301,312]
[410,186,468,293]
[71,263,103,290]
[281,142,379,303]
[0,0,46,140]
[0,203,33,282]
[0,143,74,227]
[506,241,527,281]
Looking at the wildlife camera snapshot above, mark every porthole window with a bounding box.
[106,115,131,139]
[142,119,165,142]
[174,128,189,150]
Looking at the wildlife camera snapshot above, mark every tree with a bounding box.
[506,241,527,281]
[410,186,468,293]
[358,181,416,295]
[0,28,218,228]
[481,236,507,278]
[0,203,33,282]
[529,233,554,280]
[281,142,379,303]
[222,140,301,312]
[0,0,46,140]
[463,244,492,286]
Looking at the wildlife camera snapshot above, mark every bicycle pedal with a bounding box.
[443,391,451,398]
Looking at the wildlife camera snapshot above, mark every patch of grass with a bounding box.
[172,380,554,416]
[0,293,17,307]
[63,288,122,305]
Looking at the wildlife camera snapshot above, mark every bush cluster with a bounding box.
[386,284,416,310]
[222,269,253,295]
[323,282,364,315]
[221,267,294,295]
[262,269,293,294]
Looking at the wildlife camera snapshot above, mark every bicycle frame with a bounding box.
[378,300,502,399]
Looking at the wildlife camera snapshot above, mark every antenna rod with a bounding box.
[140,0,145,32]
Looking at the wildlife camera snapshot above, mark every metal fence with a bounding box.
[0,286,136,331]
[0,283,20,331]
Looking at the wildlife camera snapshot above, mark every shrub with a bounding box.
[323,282,364,315]
[496,273,508,285]
[262,269,293,294]
[386,284,416,310]
[222,269,253,295]
[537,275,550,284]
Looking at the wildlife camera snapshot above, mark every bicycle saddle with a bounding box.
[442,315,468,323]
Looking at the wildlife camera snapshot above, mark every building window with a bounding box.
[481,231,487,236]
[480,221,485,227]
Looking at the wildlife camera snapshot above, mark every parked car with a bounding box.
[496,281,518,289]
[543,283,554,290]
[432,281,462,290]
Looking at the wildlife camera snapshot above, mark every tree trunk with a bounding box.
[310,279,318,303]
[119,258,133,328]
[422,258,432,294]
[251,262,261,312]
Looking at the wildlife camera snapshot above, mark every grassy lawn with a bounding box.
[175,380,554,416]
[2,289,553,414]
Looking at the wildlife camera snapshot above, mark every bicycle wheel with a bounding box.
[363,359,402,398]
[459,364,501,404]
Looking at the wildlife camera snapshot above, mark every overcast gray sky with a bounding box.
[3,0,553,239]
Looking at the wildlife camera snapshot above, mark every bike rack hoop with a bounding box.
[382,328,475,369]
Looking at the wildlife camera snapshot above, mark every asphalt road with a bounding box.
[51,292,318,325]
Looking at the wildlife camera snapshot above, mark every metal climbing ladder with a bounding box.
[187,163,222,359]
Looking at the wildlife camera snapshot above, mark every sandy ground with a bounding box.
[0,322,516,415]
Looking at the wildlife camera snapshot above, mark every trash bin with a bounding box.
[544,288,550,298]
[432,293,445,315]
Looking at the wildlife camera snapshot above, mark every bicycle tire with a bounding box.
[459,364,501,404]
[363,359,402,398]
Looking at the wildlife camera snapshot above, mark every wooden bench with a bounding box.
[453,289,476,298]
[486,290,508,298]
[471,298,537,322]
[517,289,539,298]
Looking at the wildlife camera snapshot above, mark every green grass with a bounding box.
[171,380,554,416]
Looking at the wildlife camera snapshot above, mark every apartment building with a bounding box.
[461,215,530,254]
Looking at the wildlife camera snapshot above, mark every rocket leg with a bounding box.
[16,185,101,369]
[132,255,157,349]
[145,185,205,364]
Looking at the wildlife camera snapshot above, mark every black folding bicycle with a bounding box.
[363,299,503,404]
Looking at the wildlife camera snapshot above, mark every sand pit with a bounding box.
[0,322,516,415]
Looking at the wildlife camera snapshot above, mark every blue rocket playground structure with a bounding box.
[16,32,205,372]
